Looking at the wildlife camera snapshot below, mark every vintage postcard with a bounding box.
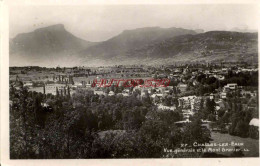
[1,0,259,166]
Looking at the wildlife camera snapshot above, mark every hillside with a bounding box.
[79,30,257,66]
[9,24,258,67]
[10,24,97,66]
[124,31,258,65]
[79,27,197,59]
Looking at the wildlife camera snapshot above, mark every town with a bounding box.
[9,62,259,158]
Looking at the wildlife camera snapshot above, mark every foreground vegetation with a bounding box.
[10,85,212,159]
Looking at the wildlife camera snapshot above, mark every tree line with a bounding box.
[10,85,211,159]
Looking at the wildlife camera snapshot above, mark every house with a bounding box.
[157,104,176,111]
[227,83,238,90]
[193,80,199,86]
[28,83,67,95]
[214,75,225,80]
[175,119,191,126]
[166,86,173,90]
[210,93,214,100]
[108,91,115,96]
[41,103,49,107]
[151,93,163,99]
[249,118,259,127]
[182,109,194,120]
[241,90,257,97]
[74,82,83,87]
[220,92,227,99]
[140,90,148,98]
[183,66,190,74]
[94,90,105,96]
[223,83,238,92]
[221,68,228,72]
[192,71,198,76]
[193,97,202,111]
[23,82,33,87]
[249,118,259,139]
[164,90,170,95]
[177,83,188,93]
[122,92,129,97]
[242,68,255,72]
[86,83,92,88]
[178,96,197,109]
[123,89,130,93]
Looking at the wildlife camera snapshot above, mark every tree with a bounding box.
[91,131,138,158]
[10,86,39,158]
[67,86,71,98]
[234,120,249,138]
[182,115,211,147]
[56,87,59,97]
[142,91,152,106]
[162,95,172,106]
[137,120,170,157]
[200,98,216,120]
[248,125,259,139]
[105,88,110,94]
[154,95,160,105]
[206,99,215,114]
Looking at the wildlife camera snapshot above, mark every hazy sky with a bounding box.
[9,4,258,42]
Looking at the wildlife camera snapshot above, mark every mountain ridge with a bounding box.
[79,27,197,59]
[10,24,98,66]
[9,24,258,67]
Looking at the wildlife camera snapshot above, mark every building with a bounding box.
[182,109,195,121]
[122,93,130,97]
[249,118,259,139]
[28,84,67,95]
[241,90,257,97]
[223,83,238,92]
[193,97,202,111]
[178,96,197,110]
[214,75,225,80]
[249,118,259,127]
[157,104,176,111]
[151,93,163,100]
[23,82,33,87]
[108,91,115,96]
[220,92,227,99]
[209,93,214,100]
[177,83,188,93]
[93,90,104,96]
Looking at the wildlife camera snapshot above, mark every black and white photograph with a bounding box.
[1,0,259,163]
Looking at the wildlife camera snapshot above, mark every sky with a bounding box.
[9,4,258,42]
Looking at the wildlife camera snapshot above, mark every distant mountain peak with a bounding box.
[122,26,190,33]
[194,29,204,33]
[10,24,98,67]
[10,25,257,67]
[79,26,197,60]
[34,24,66,32]
[121,27,160,34]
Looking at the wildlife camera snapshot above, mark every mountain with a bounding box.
[10,24,97,67]
[194,29,204,33]
[10,25,258,67]
[79,31,257,66]
[79,27,197,59]
[125,31,258,65]
[230,27,257,33]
